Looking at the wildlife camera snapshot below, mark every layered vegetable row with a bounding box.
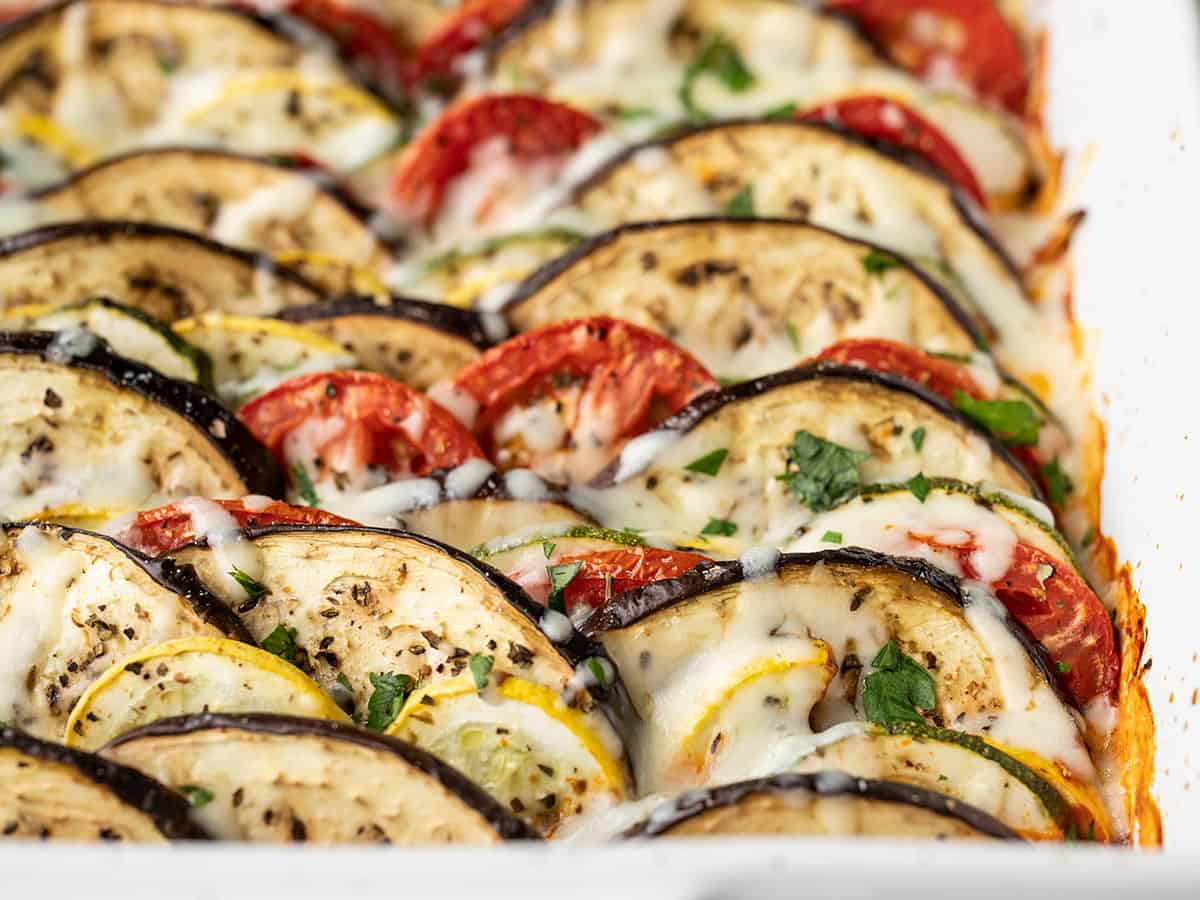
[0,0,1120,845]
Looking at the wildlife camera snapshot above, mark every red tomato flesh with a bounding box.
[115,499,356,556]
[286,0,410,101]
[557,547,710,617]
[406,0,531,87]
[816,339,987,402]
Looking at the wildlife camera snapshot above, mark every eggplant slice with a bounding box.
[502,218,983,380]
[621,771,1019,840]
[0,0,401,180]
[277,295,490,389]
[36,149,396,295]
[0,222,320,322]
[571,364,1039,550]
[101,713,540,843]
[582,549,1093,796]
[0,331,284,518]
[65,637,348,752]
[1,726,207,842]
[0,523,251,739]
[571,120,1041,367]
[168,526,632,827]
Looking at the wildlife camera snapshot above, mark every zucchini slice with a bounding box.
[101,713,540,843]
[582,549,1094,796]
[65,637,348,751]
[621,771,1019,840]
[571,364,1040,551]
[0,522,251,739]
[277,295,490,390]
[1,297,213,385]
[572,120,1040,368]
[171,314,357,409]
[0,222,321,322]
[167,524,632,827]
[0,330,284,518]
[0,0,401,177]
[36,148,395,295]
[1,726,206,842]
[502,218,983,381]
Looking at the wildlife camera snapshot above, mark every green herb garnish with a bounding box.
[1081,527,1095,548]
[905,472,931,503]
[259,625,297,664]
[229,566,268,600]
[336,671,353,693]
[586,657,610,689]
[542,540,556,558]
[701,518,737,537]
[786,321,802,354]
[546,561,584,614]
[1056,660,1073,674]
[366,672,415,731]
[614,105,656,121]
[177,785,213,808]
[1041,457,1074,505]
[723,185,755,218]
[685,448,729,476]
[469,653,494,691]
[911,426,927,452]
[862,249,900,276]
[679,33,755,120]
[776,430,870,512]
[862,640,936,727]
[821,531,843,545]
[953,391,1041,447]
[290,462,321,506]
[764,101,798,120]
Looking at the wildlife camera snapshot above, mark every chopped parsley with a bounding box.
[911,426,927,452]
[290,462,321,506]
[469,653,494,691]
[776,430,870,512]
[905,472,931,503]
[862,640,936,727]
[685,448,729,476]
[953,391,1041,447]
[229,566,268,600]
[821,531,843,545]
[542,540,556,558]
[764,101,798,120]
[1040,456,1074,505]
[177,785,213,808]
[1056,660,1073,674]
[585,657,610,689]
[157,56,177,75]
[546,561,583,614]
[259,625,297,664]
[701,517,737,537]
[336,671,353,694]
[614,105,656,121]
[679,33,755,121]
[366,672,415,731]
[862,249,900,276]
[723,185,755,218]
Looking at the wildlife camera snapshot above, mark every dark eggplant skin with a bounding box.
[102,712,541,841]
[582,546,1075,713]
[500,216,988,350]
[278,295,494,350]
[0,330,285,499]
[0,220,323,296]
[2,521,255,644]
[0,725,211,841]
[568,118,1027,283]
[588,362,1045,500]
[620,770,1022,840]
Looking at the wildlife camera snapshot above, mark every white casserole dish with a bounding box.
[3,0,1198,894]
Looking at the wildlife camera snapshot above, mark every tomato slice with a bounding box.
[908,533,1118,703]
[800,96,987,207]
[286,0,410,101]
[557,547,710,617]
[238,371,485,489]
[388,94,602,224]
[450,317,719,480]
[114,499,356,556]
[816,339,987,402]
[406,0,531,87]
[824,0,1028,115]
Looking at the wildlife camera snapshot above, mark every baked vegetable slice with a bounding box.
[501,218,983,381]
[0,726,207,841]
[1,297,213,386]
[0,330,283,520]
[35,148,396,295]
[65,637,349,751]
[277,295,490,389]
[0,522,252,739]
[571,120,1043,372]
[582,549,1096,800]
[621,771,1019,840]
[101,713,540,843]
[0,0,402,179]
[167,525,632,828]
[571,363,1040,550]
[0,222,320,322]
